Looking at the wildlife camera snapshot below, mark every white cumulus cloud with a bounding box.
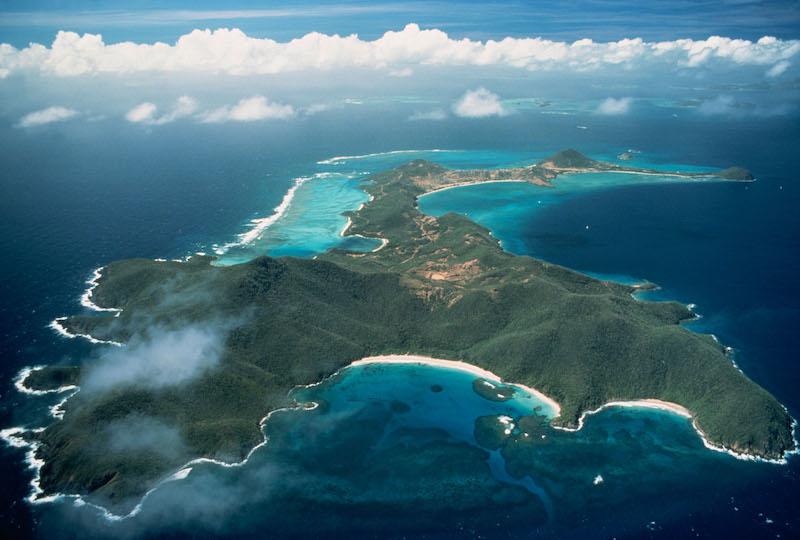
[453,88,507,118]
[0,25,797,78]
[201,95,295,123]
[17,105,79,127]
[125,102,158,123]
[125,95,198,124]
[596,97,633,115]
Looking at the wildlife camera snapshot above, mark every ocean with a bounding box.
[1,106,799,539]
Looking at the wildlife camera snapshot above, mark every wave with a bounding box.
[213,175,312,255]
[317,149,452,165]
[80,267,122,314]
[213,171,367,257]
[13,366,78,397]
[49,317,123,347]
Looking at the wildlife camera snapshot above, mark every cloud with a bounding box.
[1,25,797,78]
[766,60,790,77]
[596,97,633,115]
[452,88,507,118]
[162,95,199,122]
[201,95,295,123]
[16,105,78,127]
[126,95,198,124]
[125,102,157,123]
[82,324,226,392]
[408,108,447,121]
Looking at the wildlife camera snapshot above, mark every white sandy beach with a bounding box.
[553,398,692,433]
[420,178,529,196]
[352,354,562,416]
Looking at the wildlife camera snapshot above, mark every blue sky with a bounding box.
[1,1,799,47]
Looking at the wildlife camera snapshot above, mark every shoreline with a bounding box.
[13,366,78,397]
[418,163,750,200]
[355,356,795,465]
[551,166,754,182]
[49,316,123,347]
[552,399,692,433]
[340,216,353,236]
[2,352,796,524]
[80,267,122,314]
[372,237,389,252]
[1,362,319,522]
[350,355,562,417]
[421,178,530,197]
[552,397,797,465]
[215,170,367,258]
[3,150,789,523]
[48,265,125,347]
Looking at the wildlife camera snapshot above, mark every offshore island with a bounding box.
[11,150,794,513]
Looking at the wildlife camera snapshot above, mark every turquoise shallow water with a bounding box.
[214,148,725,265]
[420,170,727,256]
[214,172,378,265]
[214,149,557,265]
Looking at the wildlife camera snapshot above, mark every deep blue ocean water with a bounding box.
[1,107,799,538]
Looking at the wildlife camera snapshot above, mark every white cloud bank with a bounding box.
[201,95,295,122]
[596,97,633,115]
[17,105,78,127]
[126,95,198,124]
[0,24,797,78]
[123,95,294,125]
[453,88,507,118]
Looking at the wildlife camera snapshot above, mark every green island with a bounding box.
[24,150,791,512]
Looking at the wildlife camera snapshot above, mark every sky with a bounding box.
[1,1,799,45]
[0,1,798,130]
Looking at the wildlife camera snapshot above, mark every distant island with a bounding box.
[13,150,788,514]
[414,148,755,191]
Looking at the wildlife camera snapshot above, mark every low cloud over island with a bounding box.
[83,323,228,392]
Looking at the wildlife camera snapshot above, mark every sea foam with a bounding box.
[317,148,451,165]
[214,175,312,255]
[80,267,122,314]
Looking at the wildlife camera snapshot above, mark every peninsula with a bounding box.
[17,150,789,513]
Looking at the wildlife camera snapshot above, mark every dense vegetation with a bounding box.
[30,153,788,511]
[24,366,80,391]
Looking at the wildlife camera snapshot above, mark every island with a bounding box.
[15,150,790,514]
